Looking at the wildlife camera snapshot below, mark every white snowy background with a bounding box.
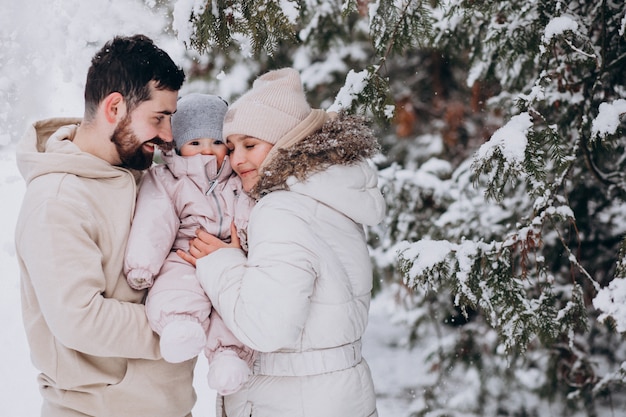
[3,1,626,416]
[0,1,421,416]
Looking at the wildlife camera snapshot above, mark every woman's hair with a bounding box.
[83,34,185,121]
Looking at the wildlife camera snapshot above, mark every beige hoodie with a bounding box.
[14,118,195,417]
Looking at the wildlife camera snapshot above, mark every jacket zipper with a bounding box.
[205,163,225,239]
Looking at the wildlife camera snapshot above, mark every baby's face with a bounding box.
[179,138,228,168]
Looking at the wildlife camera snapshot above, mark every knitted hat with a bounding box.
[222,68,328,161]
[172,93,228,150]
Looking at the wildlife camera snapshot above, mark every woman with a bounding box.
[179,67,385,417]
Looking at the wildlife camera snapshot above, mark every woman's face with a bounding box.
[226,134,274,192]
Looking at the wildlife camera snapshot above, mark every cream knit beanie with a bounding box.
[222,68,327,154]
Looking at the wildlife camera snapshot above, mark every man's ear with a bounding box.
[102,92,126,124]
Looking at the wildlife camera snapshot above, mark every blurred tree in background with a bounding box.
[165,0,626,415]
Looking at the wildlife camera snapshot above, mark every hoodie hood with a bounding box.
[16,118,139,185]
[252,112,385,226]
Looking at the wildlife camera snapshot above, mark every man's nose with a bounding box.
[160,119,174,142]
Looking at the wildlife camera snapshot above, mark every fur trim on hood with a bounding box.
[251,112,380,199]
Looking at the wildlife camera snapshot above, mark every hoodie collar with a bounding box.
[16,118,138,185]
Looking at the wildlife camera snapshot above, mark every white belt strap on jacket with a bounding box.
[252,339,362,377]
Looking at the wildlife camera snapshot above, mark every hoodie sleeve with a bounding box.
[124,167,179,289]
[16,193,161,359]
[197,192,318,352]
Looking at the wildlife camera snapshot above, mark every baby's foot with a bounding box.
[208,350,251,395]
[160,320,206,363]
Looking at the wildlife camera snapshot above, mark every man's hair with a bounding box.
[83,34,185,120]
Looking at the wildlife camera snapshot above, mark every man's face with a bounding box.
[111,86,178,170]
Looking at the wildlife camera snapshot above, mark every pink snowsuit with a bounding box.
[124,150,255,365]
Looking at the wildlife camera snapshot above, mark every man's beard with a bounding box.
[110,114,174,170]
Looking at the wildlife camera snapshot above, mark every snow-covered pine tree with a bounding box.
[388,1,626,415]
[167,0,626,415]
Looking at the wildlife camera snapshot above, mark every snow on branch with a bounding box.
[328,69,369,111]
[475,112,532,169]
[594,278,626,333]
[472,112,533,201]
[540,15,578,54]
[172,0,206,45]
[591,99,626,142]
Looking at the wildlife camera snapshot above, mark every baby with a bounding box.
[124,93,255,395]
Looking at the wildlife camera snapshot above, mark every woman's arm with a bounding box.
[193,195,320,352]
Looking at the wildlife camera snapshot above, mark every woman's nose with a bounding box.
[230,149,243,166]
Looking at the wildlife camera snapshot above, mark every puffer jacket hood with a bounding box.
[252,112,385,226]
[160,149,234,191]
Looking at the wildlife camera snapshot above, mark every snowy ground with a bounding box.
[0,146,419,416]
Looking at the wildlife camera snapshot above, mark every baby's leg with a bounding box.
[204,311,255,364]
[205,311,255,395]
[146,255,211,363]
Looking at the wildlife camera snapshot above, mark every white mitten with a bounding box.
[208,350,251,396]
[127,269,154,290]
[160,320,206,363]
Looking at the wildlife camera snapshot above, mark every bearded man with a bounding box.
[14,34,196,417]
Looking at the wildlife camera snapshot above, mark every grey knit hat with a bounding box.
[172,93,228,150]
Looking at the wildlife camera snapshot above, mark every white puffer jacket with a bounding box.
[196,113,385,417]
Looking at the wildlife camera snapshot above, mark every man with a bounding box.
[14,34,196,417]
